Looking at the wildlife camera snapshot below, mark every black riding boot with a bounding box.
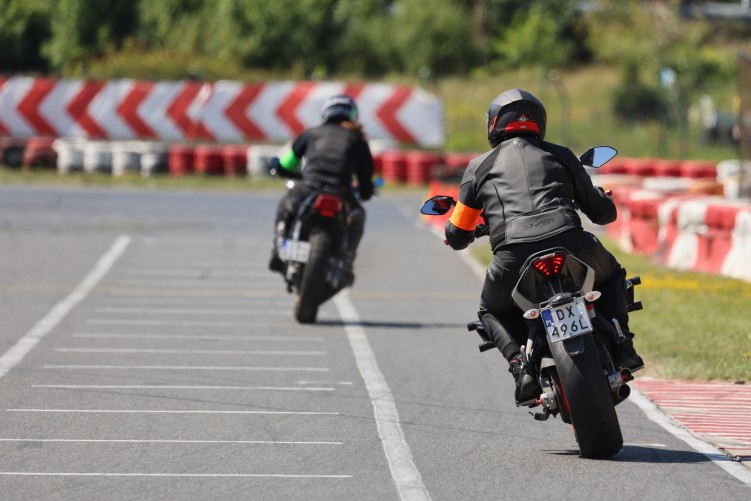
[268,220,286,274]
[508,354,539,404]
[614,332,644,372]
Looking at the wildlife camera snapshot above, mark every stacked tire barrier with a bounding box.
[595,159,751,282]
[2,136,266,178]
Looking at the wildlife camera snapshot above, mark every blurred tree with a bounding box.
[138,0,207,54]
[332,0,397,76]
[45,0,138,74]
[0,0,52,72]
[390,0,477,76]
[202,0,340,77]
[491,0,580,71]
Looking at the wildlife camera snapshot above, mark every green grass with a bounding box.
[0,166,285,192]
[471,238,751,382]
[0,166,428,195]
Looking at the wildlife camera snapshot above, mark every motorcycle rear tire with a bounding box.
[294,230,331,324]
[551,332,623,459]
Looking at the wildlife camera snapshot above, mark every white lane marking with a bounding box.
[0,472,351,478]
[103,289,286,298]
[333,291,431,501]
[100,297,291,306]
[0,236,131,380]
[73,333,322,341]
[34,385,334,391]
[87,320,274,327]
[124,269,269,278]
[55,348,326,356]
[6,409,338,415]
[0,439,341,445]
[629,390,751,487]
[95,307,287,316]
[297,381,353,385]
[117,279,278,288]
[43,365,329,372]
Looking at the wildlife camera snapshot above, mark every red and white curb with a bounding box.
[634,379,751,462]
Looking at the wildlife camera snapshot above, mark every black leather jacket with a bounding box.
[445,136,616,252]
[291,123,374,200]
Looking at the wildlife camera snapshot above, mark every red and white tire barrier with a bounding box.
[604,185,751,282]
[0,77,444,147]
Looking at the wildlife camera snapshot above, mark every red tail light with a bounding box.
[313,194,342,218]
[533,252,565,277]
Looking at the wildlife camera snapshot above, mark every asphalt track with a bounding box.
[0,185,749,500]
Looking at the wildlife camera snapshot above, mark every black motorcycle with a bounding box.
[276,181,356,324]
[420,146,643,459]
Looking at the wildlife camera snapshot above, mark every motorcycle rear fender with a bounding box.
[562,335,586,356]
[511,248,595,312]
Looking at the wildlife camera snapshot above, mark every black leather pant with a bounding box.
[478,229,629,361]
[273,181,365,256]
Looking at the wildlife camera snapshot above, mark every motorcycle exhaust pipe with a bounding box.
[617,383,631,400]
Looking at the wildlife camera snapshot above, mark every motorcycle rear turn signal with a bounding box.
[523,309,540,320]
[584,291,602,302]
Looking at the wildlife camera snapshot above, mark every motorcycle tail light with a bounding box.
[314,194,342,218]
[532,252,565,277]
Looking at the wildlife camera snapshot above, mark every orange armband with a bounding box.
[449,201,482,231]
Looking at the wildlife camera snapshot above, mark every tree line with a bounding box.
[2,0,594,77]
[0,0,745,131]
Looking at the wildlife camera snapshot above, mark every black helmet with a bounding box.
[321,94,359,124]
[486,89,547,147]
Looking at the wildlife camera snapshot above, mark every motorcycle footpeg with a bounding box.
[467,320,481,332]
[530,410,550,421]
[478,340,495,352]
[626,276,641,287]
[627,300,643,312]
[516,396,539,408]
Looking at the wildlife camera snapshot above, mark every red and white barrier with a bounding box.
[0,77,444,147]
[603,182,751,281]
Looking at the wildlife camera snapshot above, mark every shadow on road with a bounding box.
[316,319,467,330]
[545,445,713,463]
[616,444,714,463]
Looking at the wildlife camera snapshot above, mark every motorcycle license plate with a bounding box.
[278,239,310,263]
[540,298,592,343]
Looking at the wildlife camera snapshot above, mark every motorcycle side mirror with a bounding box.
[579,146,617,168]
[420,195,456,215]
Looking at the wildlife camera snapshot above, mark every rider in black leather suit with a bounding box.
[444,89,643,404]
[269,94,374,280]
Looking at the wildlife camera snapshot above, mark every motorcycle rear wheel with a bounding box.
[294,230,331,324]
[551,333,623,459]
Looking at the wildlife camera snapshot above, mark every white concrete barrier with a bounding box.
[53,138,85,174]
[111,141,141,176]
[83,141,112,173]
[138,142,169,177]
